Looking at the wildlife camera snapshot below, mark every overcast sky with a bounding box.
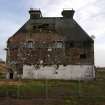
[0,0,105,67]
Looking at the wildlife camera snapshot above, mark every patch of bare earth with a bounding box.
[0,80,22,86]
[0,97,64,105]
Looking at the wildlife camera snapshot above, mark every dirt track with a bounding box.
[0,80,23,85]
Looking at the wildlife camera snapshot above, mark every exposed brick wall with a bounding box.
[7,32,94,68]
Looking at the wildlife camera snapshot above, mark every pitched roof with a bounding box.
[8,16,93,43]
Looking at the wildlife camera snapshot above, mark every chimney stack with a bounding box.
[62,9,75,18]
[29,8,42,19]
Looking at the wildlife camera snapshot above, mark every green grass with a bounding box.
[96,70,105,79]
[0,71,105,105]
[0,79,105,97]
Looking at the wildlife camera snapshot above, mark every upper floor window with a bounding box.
[80,54,86,59]
[56,41,63,48]
[26,41,33,48]
[65,41,74,48]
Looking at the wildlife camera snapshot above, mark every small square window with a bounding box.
[27,41,33,48]
[80,54,86,59]
[65,42,74,48]
[56,41,63,48]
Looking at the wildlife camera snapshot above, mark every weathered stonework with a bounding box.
[6,9,95,80]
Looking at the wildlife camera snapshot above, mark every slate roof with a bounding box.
[8,10,93,43]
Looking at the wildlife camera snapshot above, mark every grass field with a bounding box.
[0,71,105,105]
[0,63,6,79]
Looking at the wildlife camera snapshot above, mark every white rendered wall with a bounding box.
[22,65,95,80]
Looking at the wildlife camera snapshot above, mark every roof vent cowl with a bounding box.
[62,9,75,18]
[29,8,42,19]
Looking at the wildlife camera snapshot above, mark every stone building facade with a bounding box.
[6,9,95,80]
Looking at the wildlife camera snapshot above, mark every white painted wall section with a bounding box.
[22,65,95,80]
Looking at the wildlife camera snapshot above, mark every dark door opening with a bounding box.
[10,73,13,79]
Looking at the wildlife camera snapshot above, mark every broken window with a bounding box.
[80,54,86,59]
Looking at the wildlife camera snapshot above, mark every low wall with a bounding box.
[22,65,95,80]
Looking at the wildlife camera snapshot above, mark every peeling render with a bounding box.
[22,65,95,80]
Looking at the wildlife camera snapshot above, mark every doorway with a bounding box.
[10,73,13,79]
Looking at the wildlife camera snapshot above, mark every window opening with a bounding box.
[56,41,63,48]
[80,54,86,59]
[26,41,33,48]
